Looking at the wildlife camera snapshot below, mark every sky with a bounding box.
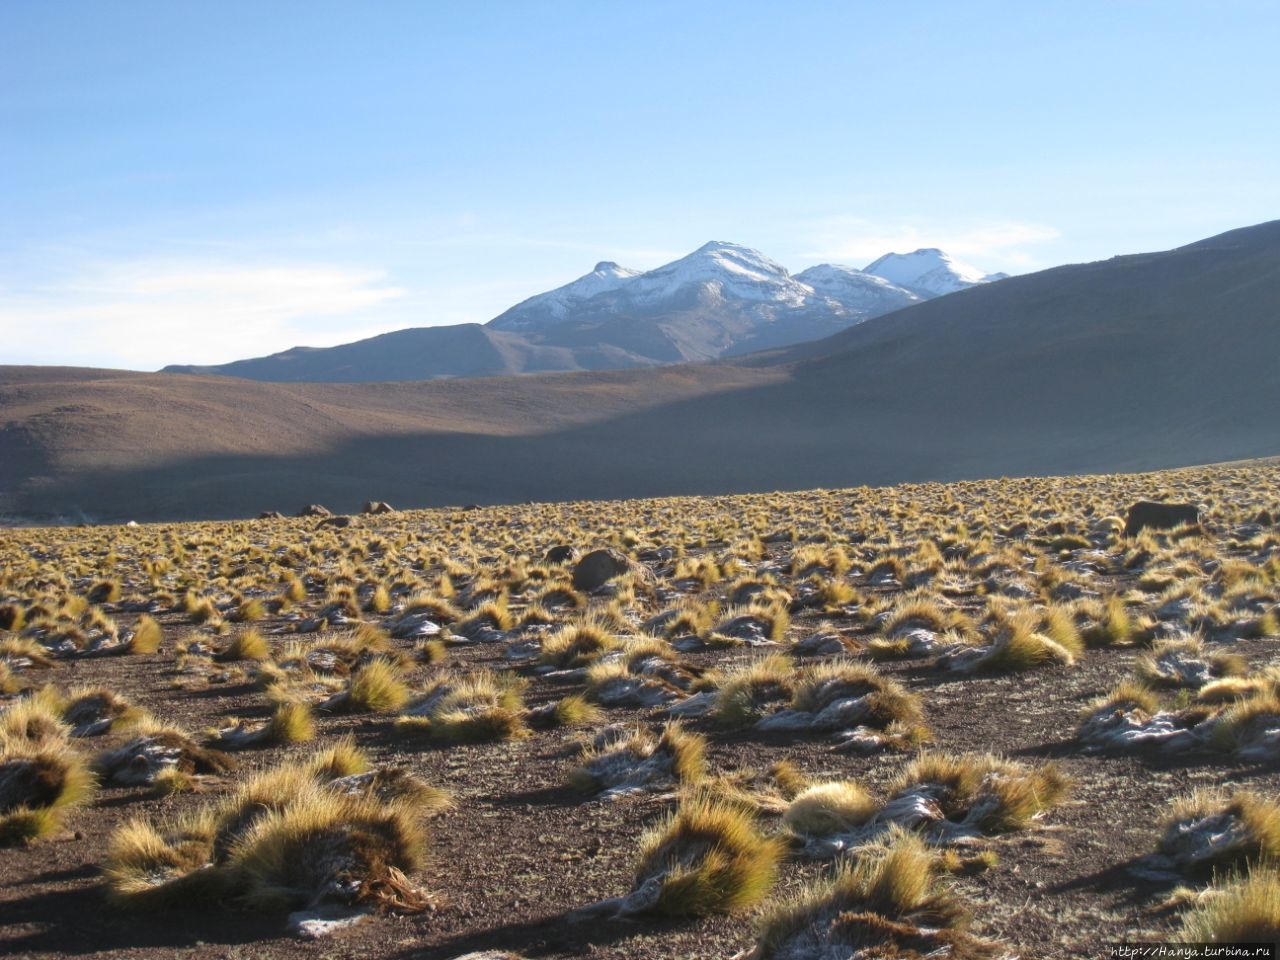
[2,0,1278,370]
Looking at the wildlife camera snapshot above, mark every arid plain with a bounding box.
[3,460,1279,958]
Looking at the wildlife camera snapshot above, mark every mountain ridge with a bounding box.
[162,241,997,383]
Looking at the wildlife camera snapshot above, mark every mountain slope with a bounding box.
[10,220,1280,522]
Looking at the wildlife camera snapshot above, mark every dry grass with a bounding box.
[782,780,878,838]
[752,828,996,959]
[0,743,96,844]
[1178,867,1280,943]
[891,752,1071,833]
[629,794,784,916]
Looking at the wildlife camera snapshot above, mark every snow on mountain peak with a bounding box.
[488,260,640,330]
[489,240,1000,333]
[862,248,993,298]
[794,263,923,309]
[619,240,806,305]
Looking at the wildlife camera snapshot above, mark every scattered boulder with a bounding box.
[1125,501,1202,536]
[361,501,394,515]
[316,516,353,529]
[571,548,631,592]
[297,504,332,518]
[257,511,286,520]
[543,544,577,565]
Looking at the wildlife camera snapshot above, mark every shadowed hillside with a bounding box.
[4,220,1280,522]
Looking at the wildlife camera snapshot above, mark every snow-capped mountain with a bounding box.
[619,241,810,307]
[164,241,1001,382]
[863,248,1003,298]
[489,261,640,331]
[794,263,924,313]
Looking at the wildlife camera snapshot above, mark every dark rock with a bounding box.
[543,544,578,565]
[572,548,632,592]
[316,516,353,529]
[297,504,332,518]
[1125,501,1202,536]
[637,546,675,563]
[258,510,286,520]
[361,501,395,515]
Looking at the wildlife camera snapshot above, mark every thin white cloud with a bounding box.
[800,217,1061,272]
[0,260,405,370]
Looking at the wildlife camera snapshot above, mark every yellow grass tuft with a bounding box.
[126,615,163,654]
[1178,867,1280,943]
[632,794,785,916]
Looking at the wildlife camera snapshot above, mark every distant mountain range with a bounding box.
[6,219,1280,522]
[161,243,1001,382]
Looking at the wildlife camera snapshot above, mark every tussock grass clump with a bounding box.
[126,615,163,654]
[1198,666,1280,704]
[879,593,972,639]
[184,595,219,625]
[703,600,790,648]
[541,693,603,729]
[230,791,433,915]
[1138,635,1246,688]
[0,636,56,668]
[627,796,783,916]
[696,761,808,816]
[649,600,719,639]
[532,584,586,611]
[104,810,225,907]
[60,687,148,736]
[890,752,1070,835]
[710,654,796,728]
[401,592,461,623]
[782,781,878,839]
[414,638,448,664]
[538,619,620,668]
[941,606,1080,674]
[1081,595,1140,647]
[213,701,316,748]
[95,727,236,789]
[1158,789,1280,872]
[0,743,96,844]
[0,689,70,746]
[0,603,26,632]
[232,597,268,623]
[323,658,411,714]
[1178,867,1280,943]
[584,643,691,708]
[455,596,514,637]
[397,671,529,743]
[1085,680,1162,718]
[1212,691,1280,761]
[105,743,441,917]
[214,628,270,662]
[87,579,121,604]
[569,722,706,798]
[751,829,997,960]
[754,660,926,740]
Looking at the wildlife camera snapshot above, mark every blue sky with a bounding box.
[2,0,1278,369]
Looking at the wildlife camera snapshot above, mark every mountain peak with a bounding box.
[488,259,640,330]
[863,248,993,298]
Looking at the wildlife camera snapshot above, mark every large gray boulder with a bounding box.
[572,548,632,592]
[1124,501,1201,536]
